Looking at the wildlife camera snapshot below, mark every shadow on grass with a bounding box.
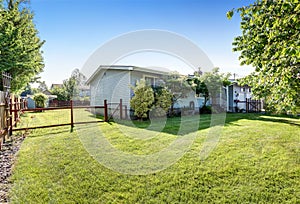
[21,111,300,138]
[225,113,300,127]
[255,115,300,127]
[99,113,300,136]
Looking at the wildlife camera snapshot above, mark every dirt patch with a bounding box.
[0,134,26,203]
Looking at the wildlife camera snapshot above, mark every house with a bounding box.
[25,90,57,109]
[50,84,63,90]
[226,81,263,112]
[87,65,202,117]
[87,65,167,117]
[51,83,90,99]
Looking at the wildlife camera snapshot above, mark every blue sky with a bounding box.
[29,0,254,86]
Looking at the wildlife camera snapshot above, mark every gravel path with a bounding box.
[0,135,26,203]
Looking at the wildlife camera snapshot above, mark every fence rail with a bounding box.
[0,97,125,150]
[13,100,109,132]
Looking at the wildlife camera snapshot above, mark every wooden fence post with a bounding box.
[124,105,128,119]
[119,99,123,120]
[17,97,20,112]
[14,97,17,127]
[104,100,108,122]
[246,98,249,113]
[9,97,12,136]
[70,100,74,131]
[25,99,28,109]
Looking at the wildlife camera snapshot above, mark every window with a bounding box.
[145,76,155,86]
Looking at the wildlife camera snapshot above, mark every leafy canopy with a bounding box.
[187,67,230,107]
[0,0,45,93]
[164,71,192,112]
[228,0,300,114]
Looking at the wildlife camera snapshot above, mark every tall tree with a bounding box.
[37,81,48,92]
[0,0,45,92]
[188,68,230,108]
[200,68,230,109]
[50,86,67,101]
[71,68,87,87]
[63,76,78,101]
[227,0,300,114]
[165,71,192,113]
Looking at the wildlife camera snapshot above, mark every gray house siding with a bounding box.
[87,66,171,118]
[90,69,130,116]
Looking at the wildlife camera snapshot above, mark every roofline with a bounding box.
[86,65,170,84]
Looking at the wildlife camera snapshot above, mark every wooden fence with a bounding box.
[12,100,109,132]
[0,94,27,150]
[245,98,262,113]
[107,99,128,120]
[0,96,126,150]
[49,99,90,107]
[236,98,263,113]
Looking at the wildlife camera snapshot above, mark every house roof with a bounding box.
[86,65,170,84]
[50,84,63,89]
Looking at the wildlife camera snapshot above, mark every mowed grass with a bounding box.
[9,110,300,203]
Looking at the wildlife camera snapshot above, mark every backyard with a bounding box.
[5,110,300,203]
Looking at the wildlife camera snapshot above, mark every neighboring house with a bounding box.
[26,90,57,109]
[226,80,263,112]
[78,85,90,98]
[51,83,90,98]
[50,84,63,90]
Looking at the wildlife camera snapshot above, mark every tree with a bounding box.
[201,68,230,113]
[0,0,45,93]
[37,81,48,93]
[188,68,230,109]
[130,79,155,119]
[187,70,210,107]
[164,71,192,113]
[50,86,67,101]
[152,87,172,117]
[20,83,39,97]
[71,68,87,87]
[227,0,300,114]
[62,76,78,101]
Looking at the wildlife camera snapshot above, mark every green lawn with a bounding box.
[9,111,300,203]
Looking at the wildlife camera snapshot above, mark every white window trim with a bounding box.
[143,75,157,86]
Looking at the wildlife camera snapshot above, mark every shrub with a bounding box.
[130,79,154,119]
[152,88,172,117]
[200,105,212,114]
[33,93,48,108]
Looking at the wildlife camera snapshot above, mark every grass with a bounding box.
[9,111,300,203]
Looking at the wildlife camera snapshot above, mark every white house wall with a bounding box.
[229,84,252,111]
[174,91,199,109]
